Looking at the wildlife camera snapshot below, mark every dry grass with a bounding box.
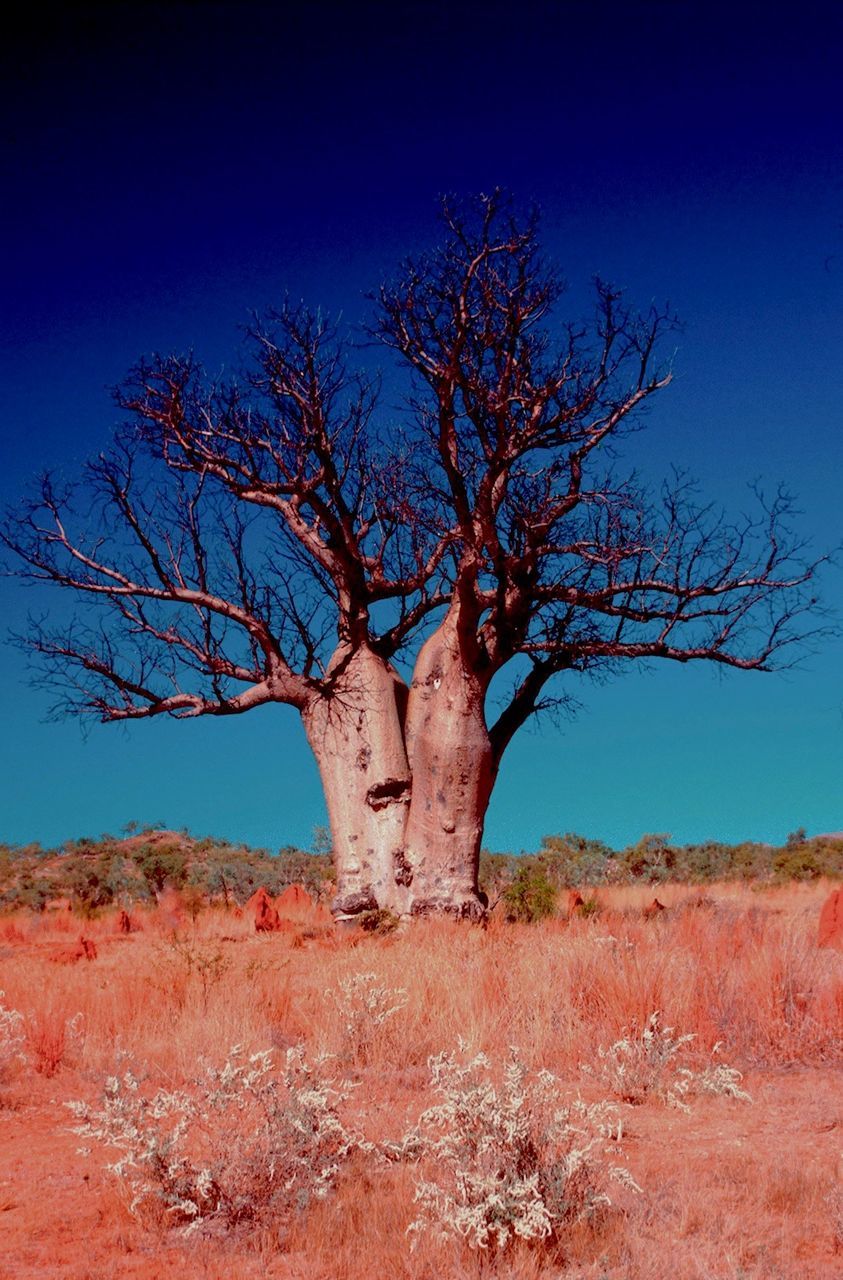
[0,878,840,1278]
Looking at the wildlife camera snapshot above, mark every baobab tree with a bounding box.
[3,195,823,920]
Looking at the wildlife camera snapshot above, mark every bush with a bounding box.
[358,908,400,935]
[26,1009,84,1078]
[68,1045,367,1238]
[61,853,119,914]
[180,885,207,922]
[401,1046,639,1253]
[538,833,615,887]
[275,844,334,895]
[0,993,25,1087]
[8,872,53,912]
[133,844,188,897]
[328,972,408,1064]
[618,833,677,882]
[584,1012,751,1111]
[772,848,823,881]
[503,863,556,923]
[150,937,232,1011]
[672,840,735,882]
[478,851,520,903]
[188,843,332,904]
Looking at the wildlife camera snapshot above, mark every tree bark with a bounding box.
[402,613,493,919]
[302,623,492,923]
[302,645,412,919]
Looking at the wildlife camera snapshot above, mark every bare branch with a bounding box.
[3,194,831,744]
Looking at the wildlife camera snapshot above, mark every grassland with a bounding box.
[1,879,841,1279]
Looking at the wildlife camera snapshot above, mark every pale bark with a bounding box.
[302,644,412,918]
[303,622,491,922]
[402,614,492,919]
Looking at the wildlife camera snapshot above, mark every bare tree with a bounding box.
[3,194,825,920]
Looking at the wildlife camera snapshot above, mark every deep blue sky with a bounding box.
[2,2,841,853]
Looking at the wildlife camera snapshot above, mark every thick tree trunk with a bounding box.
[401,613,493,919]
[302,645,412,919]
[303,622,492,923]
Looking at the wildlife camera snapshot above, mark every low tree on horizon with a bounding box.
[2,193,827,921]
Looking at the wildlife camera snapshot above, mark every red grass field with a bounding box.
[1,880,841,1278]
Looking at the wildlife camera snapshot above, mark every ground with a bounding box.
[1,880,841,1278]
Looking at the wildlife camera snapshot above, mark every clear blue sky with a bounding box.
[1,2,841,853]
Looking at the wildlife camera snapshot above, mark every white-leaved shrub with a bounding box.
[329,971,408,1063]
[401,1044,640,1253]
[672,1056,752,1107]
[0,992,26,1085]
[584,1012,751,1111]
[68,1044,368,1236]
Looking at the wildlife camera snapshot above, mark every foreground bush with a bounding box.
[401,1046,639,1253]
[329,971,409,1065]
[68,1045,367,1237]
[584,1012,752,1110]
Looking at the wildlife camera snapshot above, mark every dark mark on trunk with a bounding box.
[366,776,412,810]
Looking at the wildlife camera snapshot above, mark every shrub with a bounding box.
[478,851,520,903]
[26,1009,84,1078]
[151,937,232,1011]
[618,834,677,882]
[180,885,207,922]
[68,1045,367,1238]
[0,993,25,1086]
[133,844,188,897]
[401,1045,639,1253]
[358,908,400,935]
[61,852,122,914]
[275,844,334,896]
[673,840,734,882]
[772,848,823,882]
[503,864,556,923]
[8,872,53,912]
[538,833,615,887]
[584,1012,750,1111]
[328,971,408,1064]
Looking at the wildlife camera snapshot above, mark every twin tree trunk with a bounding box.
[301,614,494,921]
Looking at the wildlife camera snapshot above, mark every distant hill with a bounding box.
[0,829,333,911]
[1,827,840,914]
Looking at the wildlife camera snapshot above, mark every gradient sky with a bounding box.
[1,2,841,853]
